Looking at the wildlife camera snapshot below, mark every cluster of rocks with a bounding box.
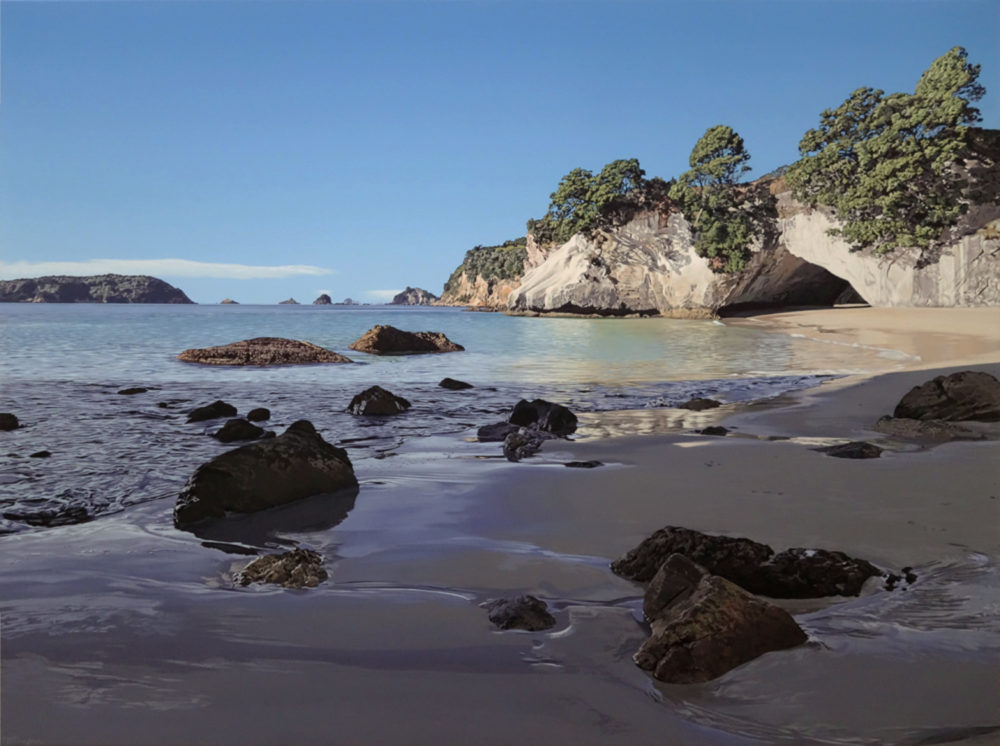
[478,399,579,462]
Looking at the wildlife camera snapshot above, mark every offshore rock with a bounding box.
[509,399,578,436]
[347,386,411,416]
[313,294,332,305]
[213,418,267,443]
[634,554,807,684]
[892,370,1000,422]
[391,286,439,305]
[0,274,193,304]
[814,441,883,459]
[220,298,239,304]
[238,548,328,589]
[348,325,464,355]
[278,298,299,305]
[174,420,358,527]
[0,413,20,431]
[481,595,556,631]
[178,337,352,366]
[439,377,474,390]
[188,400,238,423]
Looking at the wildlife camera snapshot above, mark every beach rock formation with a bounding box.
[0,274,193,304]
[347,386,411,416]
[815,441,883,459]
[174,420,358,527]
[634,554,807,684]
[178,337,352,366]
[679,397,722,411]
[246,407,270,422]
[508,399,578,436]
[612,525,881,598]
[481,595,556,631]
[188,400,238,423]
[213,418,268,443]
[237,548,328,589]
[1,413,21,431]
[391,287,439,305]
[348,325,464,355]
[279,298,299,305]
[220,298,238,304]
[313,294,332,305]
[891,371,1000,421]
[439,377,473,390]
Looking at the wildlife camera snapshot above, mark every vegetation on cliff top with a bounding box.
[443,238,528,299]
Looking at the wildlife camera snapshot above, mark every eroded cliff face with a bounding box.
[436,272,521,309]
[508,195,1000,316]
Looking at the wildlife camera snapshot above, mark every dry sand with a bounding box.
[3,306,999,745]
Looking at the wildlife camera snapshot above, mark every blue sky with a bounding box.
[1,0,997,304]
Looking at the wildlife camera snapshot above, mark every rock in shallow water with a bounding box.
[678,397,721,411]
[174,420,358,528]
[188,400,238,423]
[347,386,411,416]
[246,407,270,422]
[481,595,556,631]
[213,418,267,443]
[349,325,463,355]
[238,548,328,589]
[0,413,20,431]
[635,554,807,684]
[178,337,351,366]
[439,377,473,390]
[509,399,578,436]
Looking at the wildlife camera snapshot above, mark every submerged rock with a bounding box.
[0,413,20,431]
[347,386,411,416]
[612,525,881,598]
[213,418,267,443]
[439,377,474,390]
[679,397,721,411]
[892,370,1000,422]
[508,399,578,436]
[237,548,328,589]
[178,337,351,366]
[117,387,150,395]
[246,407,271,422]
[188,400,238,423]
[482,595,556,631]
[634,554,807,684]
[174,420,358,527]
[814,441,883,459]
[348,325,464,355]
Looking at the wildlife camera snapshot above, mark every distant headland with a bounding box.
[0,274,193,304]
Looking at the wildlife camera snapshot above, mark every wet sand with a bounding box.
[2,307,999,745]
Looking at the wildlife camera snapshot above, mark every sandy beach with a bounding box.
[2,306,999,745]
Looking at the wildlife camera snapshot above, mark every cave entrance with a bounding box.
[716,263,866,317]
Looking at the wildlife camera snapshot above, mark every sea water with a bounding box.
[0,303,905,531]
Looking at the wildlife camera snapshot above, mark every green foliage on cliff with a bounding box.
[786,46,986,254]
[527,159,647,245]
[443,238,527,296]
[669,126,775,273]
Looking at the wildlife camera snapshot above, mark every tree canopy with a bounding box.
[786,46,985,254]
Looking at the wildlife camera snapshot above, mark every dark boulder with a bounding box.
[477,422,519,442]
[679,397,722,411]
[174,420,358,528]
[29,450,51,458]
[237,548,328,589]
[117,387,149,395]
[178,337,351,366]
[347,386,411,416]
[439,377,474,390]
[509,399,578,436]
[892,370,1000,422]
[814,441,883,459]
[214,418,267,443]
[246,407,271,422]
[188,400,238,423]
[348,325,464,355]
[634,554,807,684]
[0,413,20,431]
[481,595,556,631]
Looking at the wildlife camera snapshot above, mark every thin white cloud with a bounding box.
[0,258,333,280]
[365,289,402,301]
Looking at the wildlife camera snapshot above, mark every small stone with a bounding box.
[188,400,238,423]
[814,441,883,459]
[439,377,474,390]
[238,548,328,589]
[482,595,556,631]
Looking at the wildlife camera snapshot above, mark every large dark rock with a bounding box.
[213,418,267,443]
[347,386,411,416]
[892,371,1000,422]
[439,377,474,390]
[0,413,20,431]
[814,441,883,459]
[348,325,464,355]
[174,420,358,528]
[481,595,556,631]
[188,400,238,423]
[238,548,328,589]
[634,554,807,684]
[678,397,721,411]
[508,399,578,436]
[612,525,881,598]
[0,274,193,303]
[178,337,352,366]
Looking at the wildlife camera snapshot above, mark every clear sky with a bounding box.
[1,0,997,304]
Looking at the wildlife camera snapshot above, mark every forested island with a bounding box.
[0,274,193,304]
